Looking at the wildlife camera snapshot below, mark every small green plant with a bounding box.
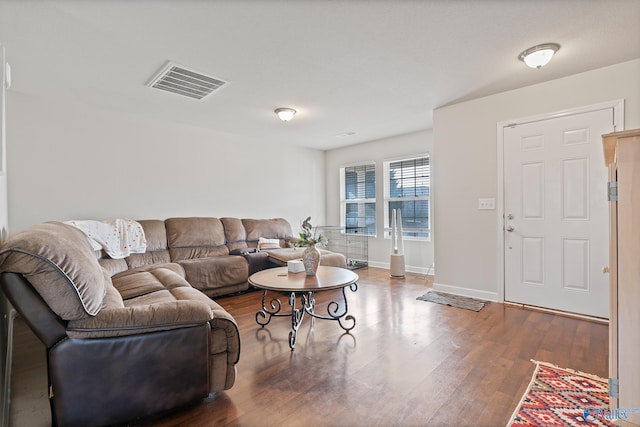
[297,216,326,246]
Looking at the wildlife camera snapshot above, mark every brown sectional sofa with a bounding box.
[0,217,346,426]
[102,217,345,296]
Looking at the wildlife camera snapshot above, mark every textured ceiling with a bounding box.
[1,0,639,150]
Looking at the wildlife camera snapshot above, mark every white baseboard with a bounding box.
[432,282,499,302]
[367,261,434,276]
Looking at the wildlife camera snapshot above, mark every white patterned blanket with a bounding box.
[65,219,147,259]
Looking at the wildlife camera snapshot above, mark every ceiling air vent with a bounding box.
[147,62,227,100]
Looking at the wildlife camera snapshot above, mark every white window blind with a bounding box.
[384,155,430,240]
[340,163,376,235]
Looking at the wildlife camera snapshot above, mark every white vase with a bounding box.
[302,244,321,276]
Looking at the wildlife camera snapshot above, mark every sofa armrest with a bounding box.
[0,272,68,348]
[230,250,271,275]
[67,300,214,338]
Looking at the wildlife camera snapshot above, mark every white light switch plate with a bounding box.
[478,198,496,210]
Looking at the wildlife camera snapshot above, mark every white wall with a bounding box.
[6,92,326,232]
[0,43,10,427]
[325,130,434,273]
[0,46,7,237]
[433,59,640,300]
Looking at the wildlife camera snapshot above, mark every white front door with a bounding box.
[503,108,614,318]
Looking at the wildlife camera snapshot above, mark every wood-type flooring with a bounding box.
[8,267,608,426]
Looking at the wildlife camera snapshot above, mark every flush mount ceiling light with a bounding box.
[275,108,296,122]
[518,43,560,69]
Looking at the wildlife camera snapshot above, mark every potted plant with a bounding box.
[297,217,326,276]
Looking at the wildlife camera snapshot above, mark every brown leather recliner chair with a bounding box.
[0,222,240,427]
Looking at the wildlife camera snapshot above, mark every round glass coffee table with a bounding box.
[249,266,359,350]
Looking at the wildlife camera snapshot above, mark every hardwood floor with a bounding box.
[9,267,608,426]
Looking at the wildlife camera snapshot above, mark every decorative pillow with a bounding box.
[257,237,281,250]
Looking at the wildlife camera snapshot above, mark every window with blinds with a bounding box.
[384,155,430,240]
[340,163,376,236]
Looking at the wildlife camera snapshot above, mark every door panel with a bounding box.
[522,237,544,284]
[522,162,544,219]
[562,158,589,219]
[504,108,613,318]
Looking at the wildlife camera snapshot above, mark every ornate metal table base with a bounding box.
[255,283,358,350]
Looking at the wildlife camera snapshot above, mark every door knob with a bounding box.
[506,226,515,232]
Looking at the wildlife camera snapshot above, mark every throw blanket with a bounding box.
[65,219,147,259]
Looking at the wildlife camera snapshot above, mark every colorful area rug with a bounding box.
[416,290,488,311]
[508,361,614,426]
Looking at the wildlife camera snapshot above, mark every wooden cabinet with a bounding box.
[603,129,640,426]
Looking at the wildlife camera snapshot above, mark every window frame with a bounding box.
[383,154,431,241]
[339,161,377,237]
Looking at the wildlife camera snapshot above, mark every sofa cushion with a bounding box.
[319,252,348,268]
[113,262,185,280]
[66,299,214,338]
[264,248,304,265]
[266,248,347,268]
[126,250,172,270]
[221,217,248,252]
[166,217,229,261]
[177,256,248,294]
[125,220,171,269]
[0,222,107,320]
[102,269,125,310]
[112,268,192,300]
[138,220,168,251]
[170,245,229,261]
[67,283,239,341]
[242,218,293,246]
[98,257,129,276]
